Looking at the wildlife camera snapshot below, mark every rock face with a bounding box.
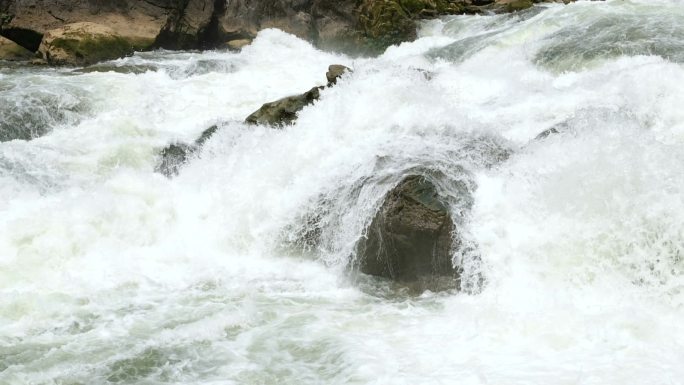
[1,0,167,52]
[38,22,150,65]
[356,175,458,290]
[1,0,579,60]
[0,35,32,60]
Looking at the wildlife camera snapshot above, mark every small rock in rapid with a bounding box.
[155,125,220,177]
[245,86,322,127]
[326,64,351,86]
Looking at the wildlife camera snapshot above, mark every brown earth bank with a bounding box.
[0,0,579,64]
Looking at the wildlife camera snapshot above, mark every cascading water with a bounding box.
[2,0,684,383]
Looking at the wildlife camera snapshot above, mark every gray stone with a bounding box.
[356,175,458,291]
[245,86,322,127]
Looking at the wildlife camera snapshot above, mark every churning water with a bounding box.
[2,0,684,383]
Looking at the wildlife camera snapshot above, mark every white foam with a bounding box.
[1,2,684,383]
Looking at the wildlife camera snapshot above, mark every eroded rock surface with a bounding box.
[155,125,219,177]
[0,35,32,60]
[38,22,150,65]
[356,175,459,291]
[245,64,351,127]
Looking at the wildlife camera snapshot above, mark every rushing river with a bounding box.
[2,0,684,383]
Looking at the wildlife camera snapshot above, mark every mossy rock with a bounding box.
[49,36,149,65]
[0,36,33,61]
[356,0,469,54]
[506,0,534,11]
[358,0,417,49]
[39,22,154,66]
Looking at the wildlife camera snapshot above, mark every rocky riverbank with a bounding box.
[1,0,576,64]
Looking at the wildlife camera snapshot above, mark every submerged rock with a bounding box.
[155,125,219,177]
[356,175,458,291]
[1,0,166,53]
[38,22,152,65]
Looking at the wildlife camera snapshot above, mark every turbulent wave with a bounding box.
[1,1,684,383]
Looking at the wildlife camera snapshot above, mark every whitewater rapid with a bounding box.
[2,0,684,383]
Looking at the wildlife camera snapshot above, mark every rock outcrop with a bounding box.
[1,0,167,52]
[245,86,323,127]
[246,64,351,126]
[356,175,458,291]
[38,22,151,65]
[0,35,32,60]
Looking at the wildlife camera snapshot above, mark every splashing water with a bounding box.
[1,0,684,383]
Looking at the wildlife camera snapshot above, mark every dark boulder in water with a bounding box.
[245,64,351,127]
[356,175,458,291]
[326,64,351,86]
[155,125,219,177]
[245,86,322,127]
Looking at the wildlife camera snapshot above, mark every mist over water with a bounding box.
[2,0,684,383]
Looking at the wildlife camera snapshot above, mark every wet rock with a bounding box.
[0,35,32,60]
[535,127,559,140]
[155,125,219,177]
[326,64,351,86]
[2,0,580,59]
[38,22,152,65]
[245,64,351,127]
[155,143,194,178]
[154,0,225,50]
[501,0,534,12]
[245,86,322,127]
[534,120,570,140]
[225,38,252,50]
[356,175,458,291]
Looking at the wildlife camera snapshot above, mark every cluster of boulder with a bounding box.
[0,1,583,292]
[156,64,351,176]
[154,59,570,293]
[1,0,577,64]
[156,62,464,292]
